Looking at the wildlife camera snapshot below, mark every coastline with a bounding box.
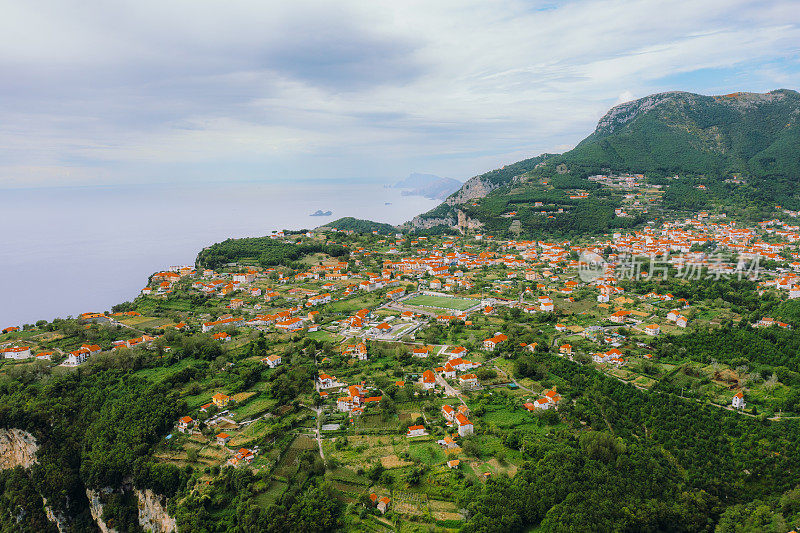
[0,180,438,327]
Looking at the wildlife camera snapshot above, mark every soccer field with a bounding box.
[404,295,478,311]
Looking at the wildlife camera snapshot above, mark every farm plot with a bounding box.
[273,435,318,478]
[392,490,428,517]
[429,500,463,522]
[403,295,478,311]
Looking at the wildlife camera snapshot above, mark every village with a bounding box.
[3,199,800,529]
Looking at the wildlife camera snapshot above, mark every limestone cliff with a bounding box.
[0,428,38,469]
[87,488,117,533]
[136,488,177,533]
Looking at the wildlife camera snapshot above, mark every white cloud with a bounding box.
[0,0,798,187]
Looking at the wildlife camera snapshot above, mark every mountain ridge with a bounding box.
[409,88,800,232]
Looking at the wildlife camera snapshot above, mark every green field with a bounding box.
[404,295,478,311]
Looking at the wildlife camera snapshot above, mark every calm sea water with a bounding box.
[0,180,439,327]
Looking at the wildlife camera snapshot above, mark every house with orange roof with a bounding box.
[212,393,230,408]
[216,432,231,446]
[354,342,368,360]
[459,374,479,390]
[177,416,193,433]
[644,324,660,336]
[262,354,282,368]
[407,425,426,437]
[609,310,631,324]
[318,374,338,389]
[732,391,746,410]
[2,346,32,360]
[441,404,456,422]
[446,346,467,359]
[227,448,254,466]
[544,389,561,405]
[421,370,436,390]
[408,343,431,358]
[483,333,508,351]
[455,413,473,436]
[377,497,390,514]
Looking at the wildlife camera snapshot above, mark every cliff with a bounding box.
[0,428,38,470]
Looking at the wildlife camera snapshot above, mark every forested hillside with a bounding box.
[411,89,800,235]
[319,217,398,235]
[567,90,800,179]
[197,237,349,269]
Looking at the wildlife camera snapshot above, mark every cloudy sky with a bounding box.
[1,0,799,188]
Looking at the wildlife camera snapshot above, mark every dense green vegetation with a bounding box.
[413,89,800,233]
[197,237,348,269]
[0,360,183,530]
[566,90,800,182]
[464,354,800,532]
[460,193,644,237]
[322,217,398,235]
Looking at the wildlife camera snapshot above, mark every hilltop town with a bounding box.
[4,172,800,531]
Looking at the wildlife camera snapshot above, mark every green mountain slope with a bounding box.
[566,89,800,178]
[410,89,800,234]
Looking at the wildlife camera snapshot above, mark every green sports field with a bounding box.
[404,294,479,311]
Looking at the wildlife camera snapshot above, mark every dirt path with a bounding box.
[313,406,326,467]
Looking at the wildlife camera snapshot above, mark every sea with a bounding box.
[0,179,439,327]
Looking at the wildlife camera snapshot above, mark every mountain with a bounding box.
[565,89,800,178]
[409,89,800,233]
[393,172,462,200]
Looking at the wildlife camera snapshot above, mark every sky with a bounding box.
[1,0,799,189]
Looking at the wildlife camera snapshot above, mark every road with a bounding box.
[434,372,466,406]
[313,406,326,466]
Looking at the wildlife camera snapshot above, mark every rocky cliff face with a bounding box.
[87,488,117,533]
[593,89,798,136]
[136,488,177,533]
[42,498,69,533]
[87,487,177,533]
[0,428,38,470]
[445,175,501,206]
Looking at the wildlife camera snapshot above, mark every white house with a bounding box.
[318,374,338,389]
[458,374,479,390]
[263,354,282,368]
[644,324,660,336]
[455,413,473,436]
[2,346,32,359]
[177,416,193,433]
[483,333,508,351]
[441,404,456,422]
[421,370,436,390]
[407,425,426,437]
[732,392,746,410]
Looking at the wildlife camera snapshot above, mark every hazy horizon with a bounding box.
[0,180,438,327]
[1,1,798,190]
